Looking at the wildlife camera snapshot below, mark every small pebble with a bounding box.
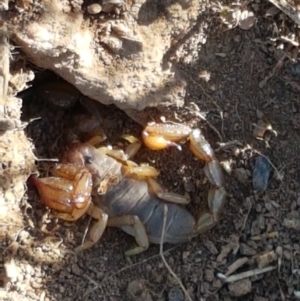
[203,240,218,255]
[240,243,256,256]
[213,278,222,289]
[283,249,291,260]
[252,156,271,193]
[256,203,262,212]
[182,251,190,261]
[168,287,184,301]
[204,269,214,282]
[127,280,152,301]
[288,62,300,78]
[71,264,81,276]
[229,279,252,297]
[234,167,249,184]
[146,264,152,272]
[251,220,261,236]
[87,3,102,14]
[265,202,274,212]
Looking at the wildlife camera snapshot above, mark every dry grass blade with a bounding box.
[160,204,192,301]
[218,265,277,283]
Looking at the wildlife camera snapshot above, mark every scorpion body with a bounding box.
[100,177,195,244]
[32,122,227,255]
[67,144,196,244]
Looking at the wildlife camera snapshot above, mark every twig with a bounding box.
[241,197,252,231]
[250,231,278,241]
[215,140,243,152]
[225,257,249,277]
[217,265,277,283]
[185,105,223,142]
[81,215,92,246]
[259,53,286,88]
[160,205,192,301]
[83,274,98,286]
[36,158,59,162]
[276,277,286,301]
[106,246,177,278]
[28,117,42,123]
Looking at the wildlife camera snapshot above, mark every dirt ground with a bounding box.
[1,1,300,301]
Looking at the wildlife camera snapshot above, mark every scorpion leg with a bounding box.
[97,146,129,161]
[74,114,107,146]
[121,164,190,205]
[94,135,142,162]
[86,133,107,146]
[75,204,109,253]
[121,134,142,159]
[147,177,191,205]
[107,215,149,256]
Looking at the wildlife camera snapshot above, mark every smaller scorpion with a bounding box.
[31,121,227,256]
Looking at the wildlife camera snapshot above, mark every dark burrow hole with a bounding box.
[18,69,206,245]
[19,70,142,162]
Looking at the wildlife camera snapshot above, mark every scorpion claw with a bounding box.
[142,122,192,151]
[189,128,215,162]
[31,164,93,214]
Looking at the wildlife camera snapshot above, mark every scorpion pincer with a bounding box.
[31,122,227,256]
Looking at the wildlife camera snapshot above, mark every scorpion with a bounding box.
[31,119,227,256]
